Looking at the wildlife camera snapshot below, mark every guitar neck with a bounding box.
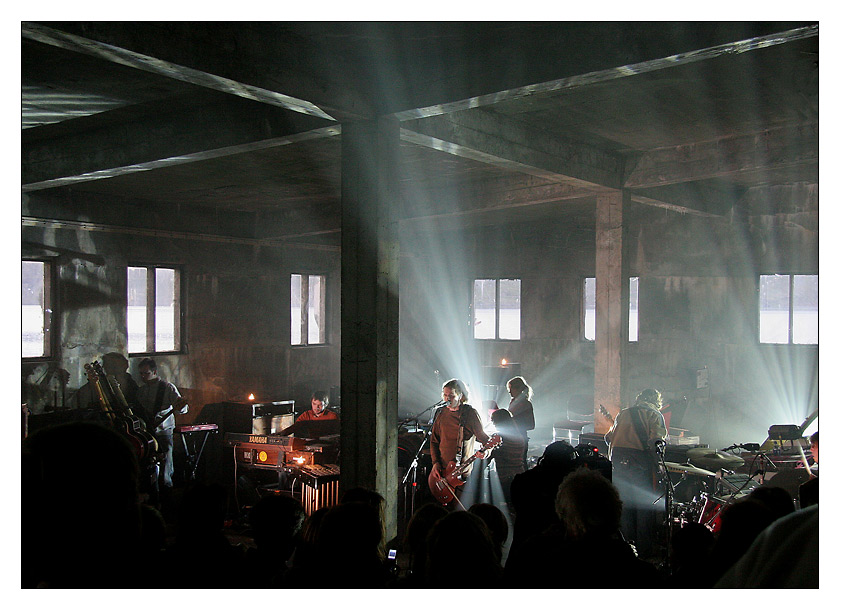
[453,435,500,477]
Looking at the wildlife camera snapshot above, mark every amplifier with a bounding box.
[234,444,284,468]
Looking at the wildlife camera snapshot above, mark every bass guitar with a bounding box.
[429,433,502,506]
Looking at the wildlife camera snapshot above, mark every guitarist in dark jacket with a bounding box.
[428,379,490,505]
[604,388,667,560]
[136,358,189,493]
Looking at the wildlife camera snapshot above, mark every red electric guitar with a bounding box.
[428,433,502,506]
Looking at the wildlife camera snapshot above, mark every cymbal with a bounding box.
[686,448,745,470]
[664,461,716,477]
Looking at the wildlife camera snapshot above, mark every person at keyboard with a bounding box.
[279,391,339,438]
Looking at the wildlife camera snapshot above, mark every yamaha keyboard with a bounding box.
[226,432,339,470]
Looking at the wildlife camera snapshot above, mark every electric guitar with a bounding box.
[428,433,502,505]
[85,362,158,461]
[149,396,189,430]
[600,402,669,424]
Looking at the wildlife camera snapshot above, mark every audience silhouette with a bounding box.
[245,493,306,587]
[425,510,503,587]
[22,422,144,588]
[163,483,247,588]
[507,466,663,588]
[22,423,819,589]
[468,502,510,564]
[393,502,448,587]
[507,440,577,558]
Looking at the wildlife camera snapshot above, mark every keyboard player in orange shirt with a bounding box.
[278,390,339,438]
[295,391,338,423]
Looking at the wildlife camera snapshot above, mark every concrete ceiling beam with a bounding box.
[22,21,369,122]
[623,123,818,189]
[22,97,339,191]
[400,176,592,221]
[401,108,623,190]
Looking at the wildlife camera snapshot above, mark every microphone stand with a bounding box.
[751,450,778,485]
[654,441,674,575]
[401,402,443,520]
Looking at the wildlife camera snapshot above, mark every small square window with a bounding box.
[473,278,520,340]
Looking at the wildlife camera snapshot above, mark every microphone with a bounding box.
[433,399,449,407]
[742,443,761,452]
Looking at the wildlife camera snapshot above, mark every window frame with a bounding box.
[471,277,521,341]
[758,273,818,345]
[21,258,55,361]
[127,264,184,356]
[291,272,328,347]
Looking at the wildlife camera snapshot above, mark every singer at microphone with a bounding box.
[428,378,491,504]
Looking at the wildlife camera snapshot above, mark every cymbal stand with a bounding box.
[748,451,778,485]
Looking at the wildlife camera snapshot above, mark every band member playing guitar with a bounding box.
[136,358,189,493]
[428,378,491,508]
[602,388,667,559]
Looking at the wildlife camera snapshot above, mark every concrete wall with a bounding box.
[398,190,818,450]
[23,183,818,452]
[22,193,342,421]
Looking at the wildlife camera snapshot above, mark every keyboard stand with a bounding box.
[175,424,218,482]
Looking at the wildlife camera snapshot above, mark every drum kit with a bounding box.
[662,447,755,533]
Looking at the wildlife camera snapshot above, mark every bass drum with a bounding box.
[398,433,432,470]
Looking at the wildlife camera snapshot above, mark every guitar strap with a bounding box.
[627,407,658,486]
[456,407,465,465]
[627,406,651,453]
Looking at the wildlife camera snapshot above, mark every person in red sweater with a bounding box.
[296,391,338,422]
[278,391,339,437]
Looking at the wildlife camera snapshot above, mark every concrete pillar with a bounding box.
[339,118,400,541]
[594,190,629,433]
